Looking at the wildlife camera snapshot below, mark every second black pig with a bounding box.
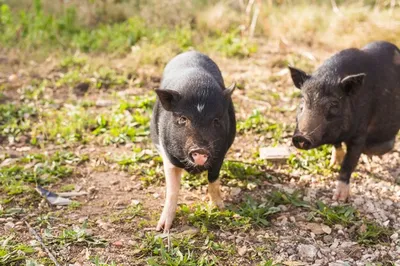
[150,51,236,232]
[289,41,400,201]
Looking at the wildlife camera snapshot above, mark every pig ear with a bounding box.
[340,73,366,95]
[155,89,182,111]
[223,83,236,99]
[288,66,310,89]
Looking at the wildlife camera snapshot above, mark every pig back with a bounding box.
[362,42,400,140]
[161,51,225,90]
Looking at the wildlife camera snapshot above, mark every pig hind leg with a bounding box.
[363,138,395,156]
[333,138,365,202]
[207,161,225,209]
[157,153,183,232]
[330,143,345,167]
[207,179,225,209]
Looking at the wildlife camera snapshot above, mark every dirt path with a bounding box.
[0,43,399,265]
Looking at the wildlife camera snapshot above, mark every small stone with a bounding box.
[235,237,244,244]
[353,197,364,205]
[112,241,123,247]
[8,74,18,82]
[323,235,333,243]
[297,244,318,261]
[88,186,97,194]
[96,99,114,107]
[278,205,288,211]
[230,187,241,197]
[334,224,343,230]
[132,183,143,190]
[384,199,393,207]
[237,246,247,256]
[4,222,15,231]
[390,232,398,240]
[321,224,332,234]
[111,180,120,185]
[340,241,355,248]
[124,186,133,192]
[330,239,339,249]
[131,199,141,206]
[153,193,160,199]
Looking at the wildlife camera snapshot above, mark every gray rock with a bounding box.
[297,244,318,261]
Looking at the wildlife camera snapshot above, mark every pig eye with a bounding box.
[177,116,188,125]
[327,103,340,118]
[213,118,221,127]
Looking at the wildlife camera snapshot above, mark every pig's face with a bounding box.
[289,67,365,149]
[155,82,235,171]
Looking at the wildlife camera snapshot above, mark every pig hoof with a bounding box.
[208,198,225,209]
[156,216,173,233]
[156,208,176,232]
[332,181,350,202]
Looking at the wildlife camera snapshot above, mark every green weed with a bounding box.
[0,236,35,265]
[311,201,357,226]
[357,221,393,245]
[236,197,280,226]
[90,256,118,266]
[109,203,143,223]
[45,221,107,247]
[210,29,257,58]
[179,204,252,232]
[288,145,332,174]
[140,233,226,266]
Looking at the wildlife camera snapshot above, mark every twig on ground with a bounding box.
[25,221,61,266]
[167,231,171,252]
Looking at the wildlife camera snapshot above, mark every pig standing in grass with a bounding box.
[150,51,236,232]
[289,41,400,201]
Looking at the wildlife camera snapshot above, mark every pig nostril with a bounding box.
[189,149,210,163]
[293,135,311,149]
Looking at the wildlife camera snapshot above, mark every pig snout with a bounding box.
[189,149,210,166]
[292,134,312,150]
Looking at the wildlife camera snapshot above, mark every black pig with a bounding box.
[289,41,400,201]
[150,51,236,232]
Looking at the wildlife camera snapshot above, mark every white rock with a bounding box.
[390,232,398,240]
[384,199,393,206]
[297,244,318,261]
[230,187,241,197]
[237,246,247,256]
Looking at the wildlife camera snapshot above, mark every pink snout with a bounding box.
[190,149,209,166]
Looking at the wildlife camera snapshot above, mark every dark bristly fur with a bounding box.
[150,50,236,183]
[289,41,400,188]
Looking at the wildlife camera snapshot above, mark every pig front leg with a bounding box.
[207,160,225,209]
[333,138,365,202]
[329,143,345,167]
[156,157,183,232]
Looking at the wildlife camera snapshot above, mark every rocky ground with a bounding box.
[0,41,399,265]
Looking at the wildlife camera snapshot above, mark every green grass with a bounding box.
[235,197,280,226]
[288,144,333,174]
[178,204,252,232]
[0,0,257,60]
[109,203,143,223]
[0,151,87,207]
[309,201,394,245]
[45,221,107,247]
[0,236,35,265]
[237,110,293,145]
[312,200,357,226]
[139,232,233,265]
